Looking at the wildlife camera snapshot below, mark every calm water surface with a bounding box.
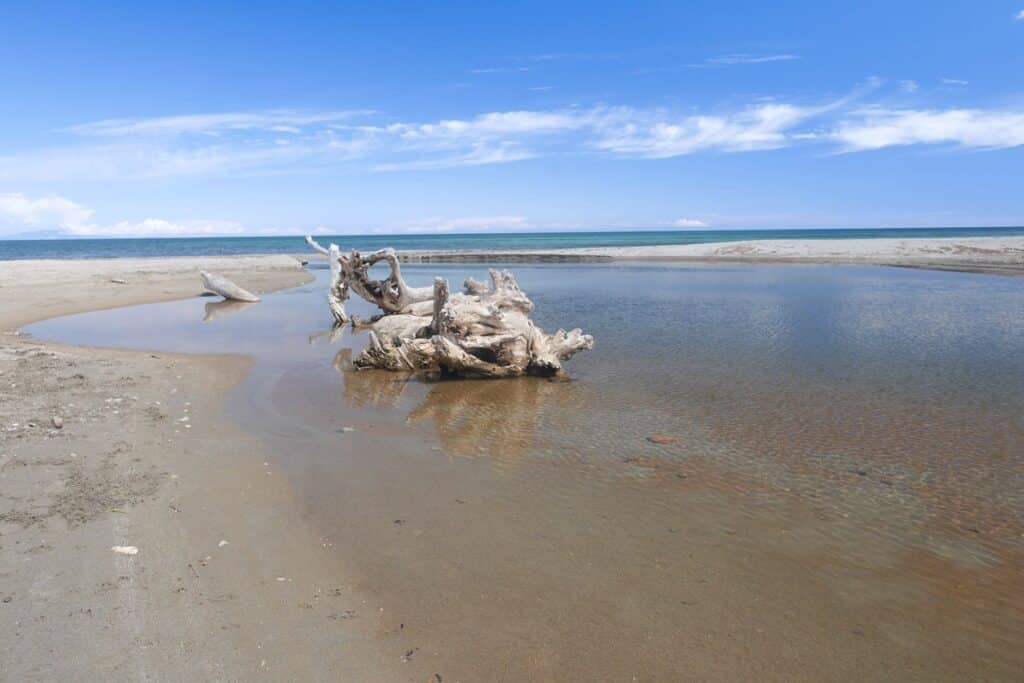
[25,263,1024,680]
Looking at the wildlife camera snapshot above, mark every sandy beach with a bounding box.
[369,235,1024,275]
[2,247,1023,681]
[0,256,416,680]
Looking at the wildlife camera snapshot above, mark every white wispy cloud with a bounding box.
[833,108,1024,151]
[900,80,919,93]
[0,192,242,237]
[376,216,531,233]
[691,53,800,68]
[374,143,537,171]
[590,103,823,157]
[673,218,710,228]
[469,66,530,74]
[4,89,1023,183]
[0,192,94,230]
[69,218,244,237]
[68,109,370,137]
[1016,9,1024,20]
[941,78,968,86]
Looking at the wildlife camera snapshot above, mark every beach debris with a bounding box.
[339,426,355,433]
[109,278,128,285]
[647,434,679,445]
[50,415,63,429]
[111,545,139,555]
[218,539,229,547]
[199,270,261,303]
[327,610,357,620]
[306,237,593,378]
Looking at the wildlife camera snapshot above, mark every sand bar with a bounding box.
[299,235,1024,275]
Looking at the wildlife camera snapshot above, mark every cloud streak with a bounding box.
[833,108,1024,151]
[4,90,1023,182]
[673,218,709,228]
[681,54,800,69]
[68,109,371,137]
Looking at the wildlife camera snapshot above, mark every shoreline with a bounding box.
[3,235,1020,278]
[0,256,411,679]
[298,235,1024,275]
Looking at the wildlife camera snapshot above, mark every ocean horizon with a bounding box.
[2,225,1023,260]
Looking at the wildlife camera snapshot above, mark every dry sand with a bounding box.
[0,256,411,680]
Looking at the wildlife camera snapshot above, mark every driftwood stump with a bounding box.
[306,237,593,378]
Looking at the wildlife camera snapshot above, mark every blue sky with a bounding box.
[1,1,1023,237]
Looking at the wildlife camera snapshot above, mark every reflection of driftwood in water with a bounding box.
[334,345,589,463]
[406,378,574,463]
[341,365,415,409]
[202,299,257,322]
[332,347,353,373]
[309,325,347,345]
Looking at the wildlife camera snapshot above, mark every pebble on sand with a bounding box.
[111,546,139,555]
[51,416,63,429]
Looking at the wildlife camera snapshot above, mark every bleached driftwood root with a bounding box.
[305,237,432,324]
[307,237,593,378]
[200,271,261,302]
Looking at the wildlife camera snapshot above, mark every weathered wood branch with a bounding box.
[306,237,432,317]
[306,238,593,378]
[200,271,261,302]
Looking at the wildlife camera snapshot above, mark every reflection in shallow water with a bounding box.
[23,262,1024,679]
[202,298,257,322]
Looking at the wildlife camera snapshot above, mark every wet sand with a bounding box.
[0,256,412,680]
[3,256,1023,681]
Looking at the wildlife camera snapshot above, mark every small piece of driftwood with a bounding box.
[200,271,261,303]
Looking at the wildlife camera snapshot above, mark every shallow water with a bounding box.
[25,263,1024,680]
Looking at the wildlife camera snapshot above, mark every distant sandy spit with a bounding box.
[0,254,309,329]
[299,235,1023,275]
[559,236,1024,272]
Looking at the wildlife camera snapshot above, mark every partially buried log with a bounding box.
[306,236,593,378]
[200,271,261,302]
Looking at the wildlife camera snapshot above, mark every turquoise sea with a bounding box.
[1,226,1022,260]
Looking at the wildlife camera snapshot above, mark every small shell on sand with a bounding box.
[111,545,139,555]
